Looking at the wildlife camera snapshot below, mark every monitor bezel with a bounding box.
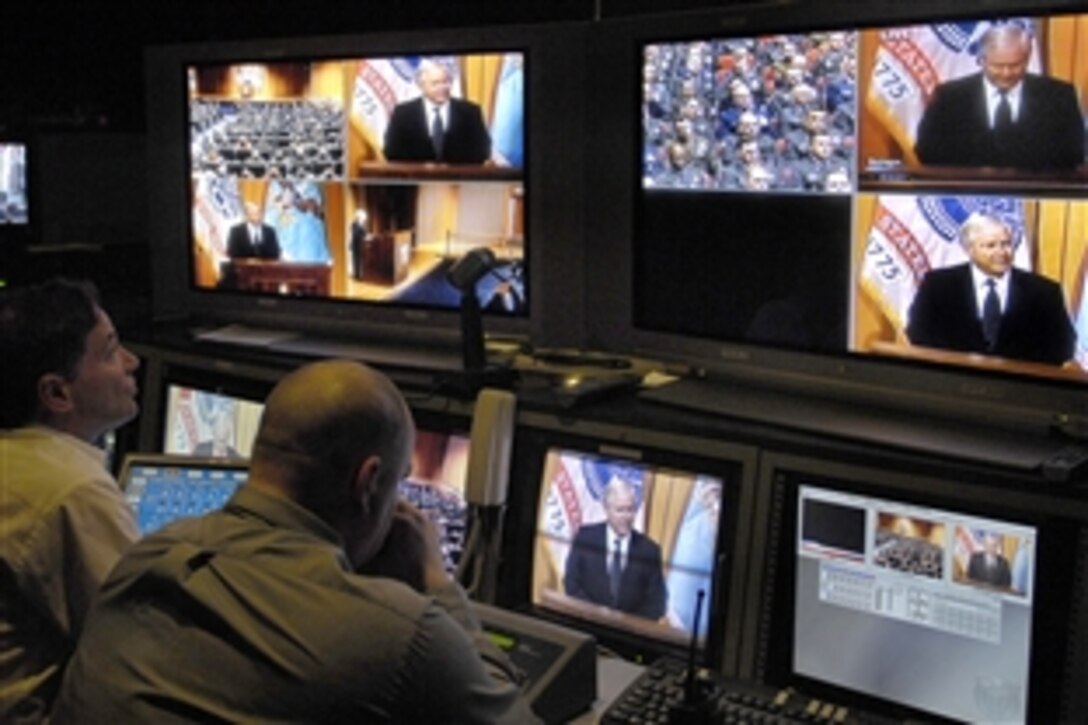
[145,20,589,353]
[499,417,758,673]
[743,450,1088,724]
[583,0,1088,434]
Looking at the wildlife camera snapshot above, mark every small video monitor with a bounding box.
[531,446,725,650]
[794,483,1036,722]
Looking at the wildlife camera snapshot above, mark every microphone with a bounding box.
[445,248,517,393]
[667,589,721,724]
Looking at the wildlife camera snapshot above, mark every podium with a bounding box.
[363,231,413,286]
[226,260,331,297]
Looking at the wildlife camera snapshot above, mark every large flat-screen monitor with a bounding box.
[501,422,757,672]
[745,452,1088,723]
[146,22,587,356]
[586,0,1088,431]
[0,141,29,226]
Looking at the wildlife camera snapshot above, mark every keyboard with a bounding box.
[600,656,898,725]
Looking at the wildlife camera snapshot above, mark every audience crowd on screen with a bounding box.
[190,99,346,181]
[643,32,857,193]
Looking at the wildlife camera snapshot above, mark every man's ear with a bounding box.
[352,454,383,515]
[37,373,74,416]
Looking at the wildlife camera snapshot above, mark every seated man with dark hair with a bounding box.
[0,278,141,723]
[52,359,538,724]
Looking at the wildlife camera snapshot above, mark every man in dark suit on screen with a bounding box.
[906,212,1075,365]
[563,478,667,620]
[383,60,492,165]
[914,24,1085,171]
[967,532,1013,588]
[226,201,280,260]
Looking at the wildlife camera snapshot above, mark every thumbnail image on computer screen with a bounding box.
[532,447,723,648]
[794,484,1036,724]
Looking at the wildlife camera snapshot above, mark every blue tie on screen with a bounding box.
[983,278,1001,350]
[994,91,1012,135]
[432,107,445,160]
[610,539,622,604]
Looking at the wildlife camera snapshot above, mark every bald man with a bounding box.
[52,360,537,723]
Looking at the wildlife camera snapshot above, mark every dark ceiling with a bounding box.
[0,0,747,131]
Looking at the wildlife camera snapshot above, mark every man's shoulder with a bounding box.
[1023,73,1077,95]
[920,263,970,286]
[1010,267,1063,294]
[0,426,114,499]
[573,522,606,542]
[935,73,984,97]
[393,97,424,113]
[631,529,663,554]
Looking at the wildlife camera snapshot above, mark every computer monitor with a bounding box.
[745,451,1088,723]
[501,423,756,671]
[163,383,265,460]
[586,0,1088,433]
[145,21,589,355]
[0,141,29,226]
[118,453,250,536]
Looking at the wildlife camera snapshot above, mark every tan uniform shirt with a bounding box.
[0,426,138,722]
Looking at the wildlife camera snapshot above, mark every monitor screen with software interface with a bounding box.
[752,460,1087,725]
[795,484,1035,723]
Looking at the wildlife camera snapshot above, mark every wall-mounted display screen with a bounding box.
[187,52,526,315]
[636,11,1088,388]
[795,484,1036,723]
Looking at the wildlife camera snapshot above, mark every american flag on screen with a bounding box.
[859,195,1031,333]
[953,525,983,574]
[171,387,200,454]
[865,19,1041,163]
[192,174,241,260]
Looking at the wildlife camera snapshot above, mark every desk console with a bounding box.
[475,604,597,724]
[602,656,900,725]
